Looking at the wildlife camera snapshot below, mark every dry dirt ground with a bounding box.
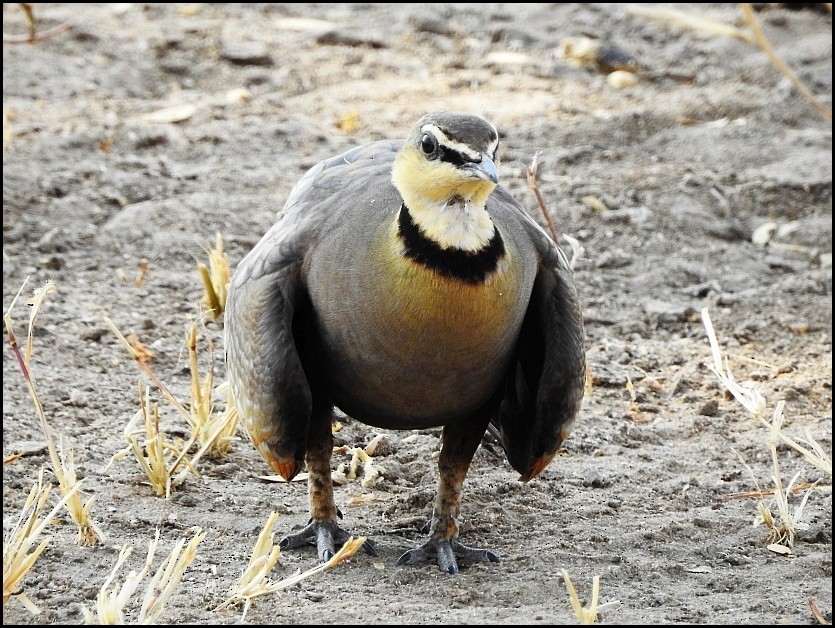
[2,3,832,625]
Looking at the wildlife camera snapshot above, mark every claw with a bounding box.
[362,538,378,557]
[436,541,458,574]
[396,548,427,566]
[316,523,335,562]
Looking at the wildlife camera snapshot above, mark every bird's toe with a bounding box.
[397,536,499,574]
[278,519,371,563]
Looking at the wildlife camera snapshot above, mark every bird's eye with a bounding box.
[420,133,437,154]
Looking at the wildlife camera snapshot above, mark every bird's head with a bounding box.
[392,112,500,210]
[392,113,501,251]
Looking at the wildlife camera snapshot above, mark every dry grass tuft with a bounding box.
[702,307,831,553]
[733,404,822,554]
[4,279,105,545]
[216,512,365,621]
[562,570,599,624]
[332,447,385,488]
[49,436,106,546]
[198,232,231,319]
[3,469,81,614]
[702,308,831,477]
[137,529,206,623]
[215,512,282,617]
[561,571,619,624]
[104,317,191,418]
[105,317,240,495]
[81,528,206,624]
[759,404,822,551]
[185,323,239,458]
[107,385,199,498]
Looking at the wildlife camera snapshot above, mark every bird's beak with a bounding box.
[463,155,499,184]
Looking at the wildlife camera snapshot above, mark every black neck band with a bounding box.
[397,204,505,284]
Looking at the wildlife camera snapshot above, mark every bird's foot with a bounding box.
[397,536,500,574]
[278,519,377,563]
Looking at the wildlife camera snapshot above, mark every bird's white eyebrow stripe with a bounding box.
[421,123,494,161]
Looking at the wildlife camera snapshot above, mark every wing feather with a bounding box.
[224,139,402,477]
[492,222,586,481]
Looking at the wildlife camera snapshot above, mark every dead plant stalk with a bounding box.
[4,279,104,545]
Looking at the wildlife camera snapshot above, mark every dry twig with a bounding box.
[741,3,832,121]
[718,481,828,502]
[628,4,831,121]
[3,3,72,44]
[807,598,829,625]
[627,4,753,42]
[526,152,561,245]
[525,154,584,270]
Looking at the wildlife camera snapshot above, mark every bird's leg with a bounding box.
[278,407,376,562]
[397,408,500,574]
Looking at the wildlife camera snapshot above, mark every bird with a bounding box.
[224,112,586,574]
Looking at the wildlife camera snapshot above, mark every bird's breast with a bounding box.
[305,216,536,428]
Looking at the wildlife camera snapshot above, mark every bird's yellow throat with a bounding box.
[392,147,497,252]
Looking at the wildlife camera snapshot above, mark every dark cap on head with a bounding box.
[413,112,499,151]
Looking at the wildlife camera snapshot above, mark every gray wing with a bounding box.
[490,191,586,481]
[224,139,400,479]
[224,221,312,479]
